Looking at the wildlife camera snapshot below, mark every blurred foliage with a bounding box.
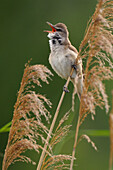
[0,0,112,169]
[0,122,11,133]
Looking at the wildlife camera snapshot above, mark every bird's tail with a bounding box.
[71,74,83,111]
[72,85,77,111]
[76,74,83,100]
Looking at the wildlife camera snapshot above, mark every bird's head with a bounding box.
[44,22,69,44]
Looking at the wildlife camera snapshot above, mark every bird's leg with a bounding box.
[63,85,69,93]
[70,64,77,79]
[63,64,77,93]
[71,64,77,71]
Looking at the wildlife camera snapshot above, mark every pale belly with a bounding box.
[49,52,76,80]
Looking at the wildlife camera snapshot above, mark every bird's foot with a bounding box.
[70,64,77,79]
[63,85,69,93]
[72,64,77,71]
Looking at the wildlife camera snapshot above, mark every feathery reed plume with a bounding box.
[70,0,113,169]
[41,111,75,170]
[2,63,53,170]
[109,90,113,170]
[79,0,113,122]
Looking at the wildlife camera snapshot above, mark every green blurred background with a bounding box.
[0,0,113,169]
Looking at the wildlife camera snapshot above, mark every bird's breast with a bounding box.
[49,46,76,79]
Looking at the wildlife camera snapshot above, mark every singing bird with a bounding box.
[45,22,83,99]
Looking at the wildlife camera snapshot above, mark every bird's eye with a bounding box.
[56,28,62,32]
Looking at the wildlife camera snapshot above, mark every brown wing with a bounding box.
[68,44,78,54]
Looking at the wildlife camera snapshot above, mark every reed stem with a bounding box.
[37,69,74,170]
[70,112,81,170]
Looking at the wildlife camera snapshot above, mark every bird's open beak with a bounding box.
[44,22,57,33]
